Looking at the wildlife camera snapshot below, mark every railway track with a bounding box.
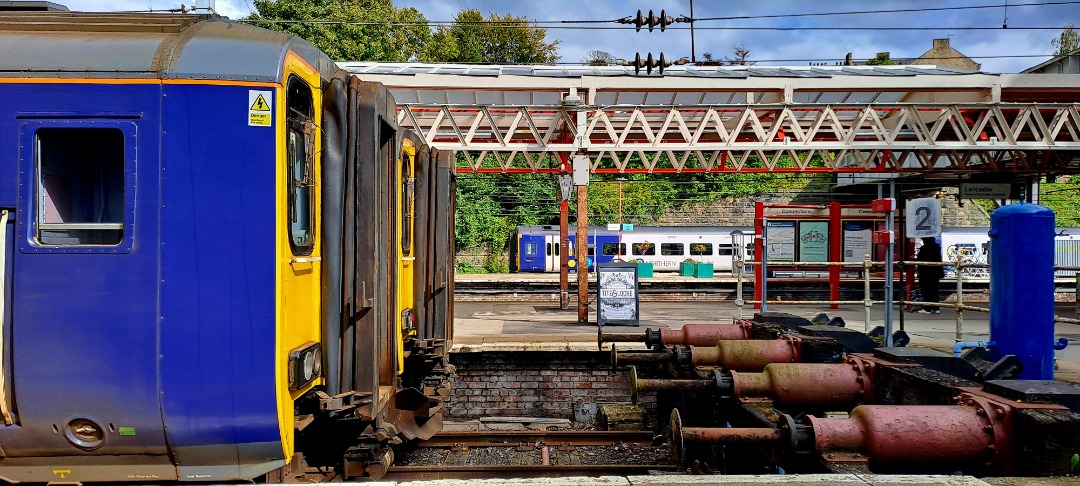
[386,430,677,480]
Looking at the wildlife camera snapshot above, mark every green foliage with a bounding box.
[865,52,897,65]
[1053,23,1079,56]
[455,260,485,273]
[1040,178,1080,226]
[247,0,431,61]
[1069,453,1079,476]
[420,9,560,64]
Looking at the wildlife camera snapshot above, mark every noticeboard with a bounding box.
[766,220,796,262]
[798,221,829,262]
[596,262,640,327]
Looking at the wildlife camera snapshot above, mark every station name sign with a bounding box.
[960,183,1011,200]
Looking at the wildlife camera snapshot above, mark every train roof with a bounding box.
[0,11,336,83]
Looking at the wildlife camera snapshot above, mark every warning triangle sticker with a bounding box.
[250,94,271,111]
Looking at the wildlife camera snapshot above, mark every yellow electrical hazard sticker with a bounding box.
[248,90,272,127]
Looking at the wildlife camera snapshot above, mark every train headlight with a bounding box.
[288,342,322,390]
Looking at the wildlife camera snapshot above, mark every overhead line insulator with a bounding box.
[629,9,674,32]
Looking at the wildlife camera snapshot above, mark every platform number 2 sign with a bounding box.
[905,197,942,238]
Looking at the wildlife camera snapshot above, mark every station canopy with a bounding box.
[343,62,1080,175]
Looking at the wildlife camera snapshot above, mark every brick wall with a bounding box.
[446,351,656,421]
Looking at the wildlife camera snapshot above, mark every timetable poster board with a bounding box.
[843,221,873,262]
[766,221,796,262]
[596,262,640,327]
[798,221,829,262]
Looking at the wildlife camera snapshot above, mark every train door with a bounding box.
[519,234,544,271]
[545,234,560,272]
[5,115,172,472]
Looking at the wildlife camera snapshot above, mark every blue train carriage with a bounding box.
[511,225,752,273]
[0,10,451,483]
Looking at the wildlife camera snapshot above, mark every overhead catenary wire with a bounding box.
[229,1,1080,27]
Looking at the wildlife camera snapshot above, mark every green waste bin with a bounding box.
[694,263,714,278]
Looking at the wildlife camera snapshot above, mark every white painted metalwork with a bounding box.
[343,62,1080,173]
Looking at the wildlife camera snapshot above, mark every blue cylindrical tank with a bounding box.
[989,203,1056,379]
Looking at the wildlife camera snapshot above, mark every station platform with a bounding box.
[451,300,1080,383]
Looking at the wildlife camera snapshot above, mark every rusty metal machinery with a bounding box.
[599,322,754,350]
[629,356,874,408]
[671,395,1018,474]
[615,336,802,371]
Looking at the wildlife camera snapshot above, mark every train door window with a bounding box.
[631,242,655,256]
[587,244,595,256]
[286,75,315,255]
[690,243,713,256]
[619,243,626,256]
[399,148,414,255]
[34,128,125,246]
[718,244,734,256]
[546,243,551,256]
[661,243,684,256]
[525,242,538,256]
[602,243,619,256]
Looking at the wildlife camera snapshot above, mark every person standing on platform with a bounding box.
[916,237,944,314]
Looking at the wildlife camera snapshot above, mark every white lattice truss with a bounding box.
[397,103,1080,174]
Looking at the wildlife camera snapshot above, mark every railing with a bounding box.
[732,255,1080,343]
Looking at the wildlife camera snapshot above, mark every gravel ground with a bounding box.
[396,442,673,467]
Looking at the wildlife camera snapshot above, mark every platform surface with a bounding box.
[451,300,1080,383]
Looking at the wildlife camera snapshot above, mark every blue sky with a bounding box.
[57,1,1077,72]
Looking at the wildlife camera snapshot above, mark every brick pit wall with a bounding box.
[446,351,657,423]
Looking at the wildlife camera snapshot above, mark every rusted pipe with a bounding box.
[808,405,1002,466]
[630,359,873,407]
[684,425,785,444]
[540,445,550,466]
[652,322,754,347]
[599,322,755,350]
[597,326,646,349]
[672,404,1007,469]
[685,336,802,371]
[730,358,874,407]
[628,366,715,404]
[611,345,674,368]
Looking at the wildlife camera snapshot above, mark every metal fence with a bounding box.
[731,255,1080,343]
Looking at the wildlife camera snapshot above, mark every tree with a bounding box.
[582,50,616,66]
[247,0,430,61]
[1052,23,1079,55]
[725,43,752,66]
[420,9,560,64]
[865,52,897,65]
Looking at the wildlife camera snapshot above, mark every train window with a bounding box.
[690,243,713,256]
[286,75,315,255]
[718,245,734,256]
[400,148,414,255]
[619,243,626,256]
[587,244,595,256]
[631,242,655,256]
[661,243,684,256]
[556,243,561,256]
[602,243,619,256]
[546,243,552,256]
[526,243,538,255]
[35,128,125,245]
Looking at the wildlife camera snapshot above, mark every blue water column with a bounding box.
[989,203,1056,379]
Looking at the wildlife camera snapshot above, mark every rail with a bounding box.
[732,255,1080,343]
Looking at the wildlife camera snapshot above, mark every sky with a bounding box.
[54,0,1078,73]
